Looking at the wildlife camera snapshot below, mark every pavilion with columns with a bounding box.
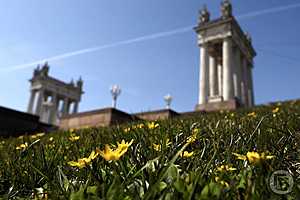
[27,63,83,125]
[195,0,256,112]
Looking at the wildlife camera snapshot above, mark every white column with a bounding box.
[35,89,44,116]
[73,102,79,113]
[241,65,245,105]
[209,55,218,97]
[233,47,242,101]
[199,44,209,104]
[49,94,58,124]
[218,60,223,97]
[222,38,234,101]
[247,64,255,107]
[27,90,36,114]
[250,70,255,106]
[62,97,69,116]
[241,57,249,107]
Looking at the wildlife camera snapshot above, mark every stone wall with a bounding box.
[59,108,181,130]
[195,99,240,112]
[59,108,135,130]
[133,109,179,121]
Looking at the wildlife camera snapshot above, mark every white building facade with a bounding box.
[195,1,256,111]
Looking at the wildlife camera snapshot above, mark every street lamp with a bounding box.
[110,85,121,108]
[164,94,173,109]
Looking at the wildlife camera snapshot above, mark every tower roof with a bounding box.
[194,2,256,62]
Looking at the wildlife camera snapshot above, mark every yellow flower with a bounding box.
[230,113,235,117]
[232,152,247,160]
[88,150,99,160]
[233,152,274,165]
[147,122,159,129]
[31,133,45,139]
[69,135,80,142]
[153,139,171,152]
[117,139,134,152]
[16,142,28,150]
[186,133,197,144]
[264,154,275,160]
[166,138,172,146]
[97,139,133,161]
[247,152,262,164]
[216,164,237,172]
[272,107,280,114]
[49,137,54,142]
[180,151,194,158]
[132,123,144,129]
[135,123,144,129]
[215,177,229,188]
[124,127,131,133]
[68,150,99,169]
[153,143,161,151]
[36,133,45,137]
[247,112,257,117]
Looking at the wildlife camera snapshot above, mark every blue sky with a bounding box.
[0,0,299,113]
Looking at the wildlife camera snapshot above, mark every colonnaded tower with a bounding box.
[195,0,256,112]
[27,62,83,125]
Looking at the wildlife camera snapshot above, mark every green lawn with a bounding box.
[0,100,300,199]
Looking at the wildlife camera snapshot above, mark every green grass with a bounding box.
[0,100,300,199]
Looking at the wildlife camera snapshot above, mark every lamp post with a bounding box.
[164,94,173,109]
[110,85,121,108]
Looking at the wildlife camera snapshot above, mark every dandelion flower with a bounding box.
[233,151,274,165]
[69,135,80,142]
[153,139,171,152]
[153,143,161,152]
[68,150,99,169]
[215,177,229,188]
[147,122,159,129]
[31,133,45,139]
[247,112,257,117]
[272,107,280,114]
[193,128,200,134]
[97,139,133,161]
[232,153,247,161]
[124,127,131,133]
[180,151,194,158]
[216,164,237,172]
[117,139,134,153]
[186,133,197,144]
[16,142,28,150]
[136,123,144,129]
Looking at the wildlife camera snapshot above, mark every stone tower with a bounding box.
[27,62,83,125]
[195,0,256,112]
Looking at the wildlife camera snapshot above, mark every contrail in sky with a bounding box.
[2,26,193,71]
[2,2,300,72]
[237,2,300,20]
